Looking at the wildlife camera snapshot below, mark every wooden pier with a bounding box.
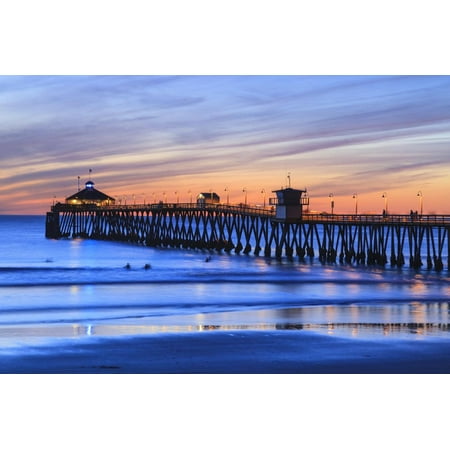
[46,202,450,271]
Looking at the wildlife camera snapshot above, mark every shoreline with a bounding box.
[2,330,450,374]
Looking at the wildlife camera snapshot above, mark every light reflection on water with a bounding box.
[91,300,450,339]
[0,302,448,349]
[0,320,448,347]
[1,216,450,352]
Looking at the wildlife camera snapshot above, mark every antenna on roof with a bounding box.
[77,176,80,192]
[287,172,291,188]
[89,168,92,178]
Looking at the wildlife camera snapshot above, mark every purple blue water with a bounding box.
[0,215,449,351]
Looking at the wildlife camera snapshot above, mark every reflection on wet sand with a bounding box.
[85,319,449,339]
[0,301,449,343]
[0,322,449,340]
[70,321,450,338]
[276,322,450,337]
[83,300,450,338]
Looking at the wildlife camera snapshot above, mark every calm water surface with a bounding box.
[0,215,449,350]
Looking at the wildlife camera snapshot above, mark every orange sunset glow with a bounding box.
[1,75,449,215]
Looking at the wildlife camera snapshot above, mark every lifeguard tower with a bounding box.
[270,187,309,222]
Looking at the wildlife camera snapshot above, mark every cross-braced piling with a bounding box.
[46,203,450,271]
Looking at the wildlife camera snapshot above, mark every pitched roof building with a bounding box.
[65,180,115,206]
[197,192,220,205]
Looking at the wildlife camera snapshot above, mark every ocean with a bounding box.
[1,214,449,357]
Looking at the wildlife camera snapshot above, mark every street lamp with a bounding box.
[163,192,167,203]
[417,191,423,215]
[188,190,192,203]
[175,191,179,203]
[243,188,247,205]
[224,187,229,204]
[261,189,266,208]
[352,193,358,215]
[382,192,388,215]
[329,193,334,215]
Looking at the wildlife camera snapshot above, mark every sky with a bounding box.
[1,75,450,215]
[2,1,450,445]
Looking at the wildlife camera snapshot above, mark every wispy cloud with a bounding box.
[0,75,450,213]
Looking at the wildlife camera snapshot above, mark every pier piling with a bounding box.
[46,203,450,270]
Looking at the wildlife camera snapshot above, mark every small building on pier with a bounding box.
[65,180,115,206]
[197,192,220,205]
[270,187,309,221]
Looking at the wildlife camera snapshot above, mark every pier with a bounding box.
[46,202,450,271]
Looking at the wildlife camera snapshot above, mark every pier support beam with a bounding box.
[45,212,61,238]
[46,205,450,271]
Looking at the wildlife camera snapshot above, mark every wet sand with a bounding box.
[1,330,450,373]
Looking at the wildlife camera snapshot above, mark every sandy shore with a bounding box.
[1,330,450,373]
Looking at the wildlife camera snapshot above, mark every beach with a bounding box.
[2,329,450,373]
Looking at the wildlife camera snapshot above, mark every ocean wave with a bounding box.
[0,266,111,272]
[0,277,438,288]
[0,276,447,288]
[0,298,448,327]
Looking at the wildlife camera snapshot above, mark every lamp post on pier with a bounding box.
[243,188,247,206]
[417,191,423,215]
[382,192,388,215]
[175,191,179,203]
[224,187,229,204]
[188,190,192,204]
[352,193,358,215]
[329,193,334,215]
[261,189,266,208]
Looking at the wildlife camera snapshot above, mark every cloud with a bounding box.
[1,75,450,213]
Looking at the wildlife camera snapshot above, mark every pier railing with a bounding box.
[52,202,276,217]
[301,213,450,225]
[52,202,450,225]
